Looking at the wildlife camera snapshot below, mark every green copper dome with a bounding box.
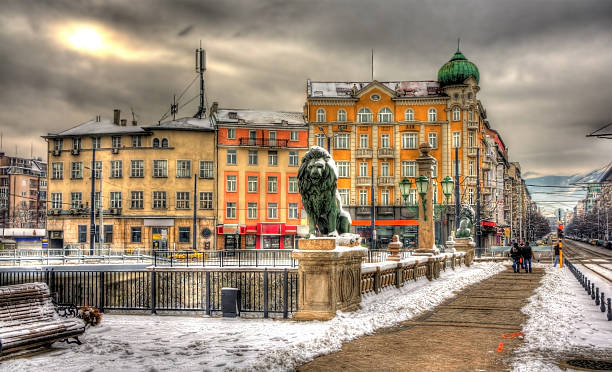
[437,50,480,86]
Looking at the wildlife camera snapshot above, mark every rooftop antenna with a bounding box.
[171,94,178,120]
[457,38,461,52]
[371,48,374,81]
[194,40,207,119]
[130,107,137,125]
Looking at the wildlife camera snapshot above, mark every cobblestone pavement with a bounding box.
[298,267,545,372]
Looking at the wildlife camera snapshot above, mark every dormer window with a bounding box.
[161,138,169,148]
[152,138,160,148]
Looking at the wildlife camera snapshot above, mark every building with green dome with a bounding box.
[437,49,480,86]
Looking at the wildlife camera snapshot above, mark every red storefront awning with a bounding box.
[481,221,496,227]
[246,225,257,233]
[284,225,298,235]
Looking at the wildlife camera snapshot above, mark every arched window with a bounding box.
[404,108,414,121]
[316,108,326,122]
[452,107,460,122]
[152,138,160,148]
[337,109,347,122]
[357,108,372,123]
[161,138,169,148]
[428,108,437,122]
[468,109,474,121]
[378,108,392,123]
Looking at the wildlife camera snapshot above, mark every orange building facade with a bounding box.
[213,108,309,250]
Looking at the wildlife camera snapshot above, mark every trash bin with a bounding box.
[221,287,240,317]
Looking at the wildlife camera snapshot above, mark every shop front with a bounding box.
[217,223,300,250]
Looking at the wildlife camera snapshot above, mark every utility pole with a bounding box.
[90,146,96,255]
[454,147,460,232]
[193,173,197,250]
[475,147,481,257]
[370,164,375,250]
[99,167,103,251]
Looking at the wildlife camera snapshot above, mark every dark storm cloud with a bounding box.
[0,0,610,180]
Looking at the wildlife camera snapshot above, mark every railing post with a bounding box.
[374,267,380,294]
[186,251,190,268]
[220,251,224,267]
[151,270,157,314]
[395,265,402,288]
[255,250,258,267]
[170,252,173,268]
[205,271,211,315]
[283,269,289,319]
[238,250,241,267]
[263,269,269,318]
[154,251,157,267]
[100,271,105,313]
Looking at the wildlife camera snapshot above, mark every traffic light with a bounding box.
[557,222,564,239]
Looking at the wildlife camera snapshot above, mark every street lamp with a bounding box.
[399,178,413,205]
[441,176,454,201]
[415,175,429,221]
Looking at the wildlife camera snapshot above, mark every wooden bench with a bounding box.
[0,282,86,355]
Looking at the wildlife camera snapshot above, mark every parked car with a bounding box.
[605,241,612,250]
[596,239,604,246]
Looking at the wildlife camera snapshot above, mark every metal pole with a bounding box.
[476,147,481,257]
[99,167,103,250]
[454,147,460,232]
[371,164,375,250]
[90,146,95,255]
[193,173,197,250]
[510,179,513,243]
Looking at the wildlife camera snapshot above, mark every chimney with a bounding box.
[210,102,219,114]
[113,109,120,125]
[132,120,137,126]
[121,119,127,126]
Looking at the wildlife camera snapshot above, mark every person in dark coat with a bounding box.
[522,241,533,273]
[553,244,561,267]
[510,242,521,273]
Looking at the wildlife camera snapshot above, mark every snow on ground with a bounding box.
[1,262,505,372]
[574,262,612,298]
[512,266,612,372]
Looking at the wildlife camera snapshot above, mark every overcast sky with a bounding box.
[1,0,611,180]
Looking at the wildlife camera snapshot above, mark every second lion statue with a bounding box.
[298,146,351,237]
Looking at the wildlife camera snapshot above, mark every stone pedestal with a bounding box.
[452,237,475,266]
[415,142,437,255]
[386,235,401,262]
[292,237,366,321]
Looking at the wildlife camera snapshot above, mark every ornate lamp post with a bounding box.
[399,178,413,206]
[436,176,455,244]
[415,175,429,220]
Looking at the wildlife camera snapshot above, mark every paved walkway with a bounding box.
[298,267,545,372]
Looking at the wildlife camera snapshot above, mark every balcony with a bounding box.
[356,177,371,186]
[377,148,394,158]
[356,148,373,158]
[482,187,492,195]
[238,137,289,148]
[467,147,478,157]
[356,206,371,215]
[377,176,394,186]
[377,206,394,215]
[465,177,477,186]
[467,121,479,130]
[481,161,491,171]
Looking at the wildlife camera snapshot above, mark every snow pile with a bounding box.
[1,262,505,372]
[512,266,612,372]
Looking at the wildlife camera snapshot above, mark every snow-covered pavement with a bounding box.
[1,262,505,372]
[512,266,612,372]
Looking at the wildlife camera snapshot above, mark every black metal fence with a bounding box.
[153,249,296,268]
[564,259,611,321]
[0,267,298,318]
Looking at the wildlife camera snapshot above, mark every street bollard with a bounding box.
[601,293,606,313]
[587,280,591,294]
[595,288,600,304]
[608,298,612,321]
[593,286,597,300]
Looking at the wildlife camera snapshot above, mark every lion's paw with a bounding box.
[328,230,339,237]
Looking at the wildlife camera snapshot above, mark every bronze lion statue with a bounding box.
[298,146,351,237]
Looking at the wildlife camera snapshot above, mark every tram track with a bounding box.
[563,239,612,284]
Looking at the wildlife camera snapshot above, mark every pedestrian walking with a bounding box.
[522,242,533,273]
[553,244,561,267]
[510,242,521,273]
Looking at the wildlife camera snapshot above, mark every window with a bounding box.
[289,151,299,167]
[51,193,62,209]
[316,108,326,122]
[131,136,142,148]
[72,137,81,150]
[78,225,87,243]
[53,139,63,151]
[112,136,121,148]
[468,189,474,204]
[402,161,416,177]
[334,134,350,149]
[71,192,82,208]
[267,203,278,219]
[428,133,438,149]
[52,162,63,180]
[93,161,102,179]
[152,138,160,148]
[226,202,236,219]
[378,108,392,123]
[428,108,437,122]
[468,132,475,148]
[357,108,372,123]
[227,128,236,139]
[110,160,122,178]
[360,162,368,177]
[153,160,167,177]
[288,203,299,219]
[161,138,169,148]
[408,189,417,205]
[360,134,369,148]
[402,133,417,149]
[359,189,368,205]
[131,160,144,178]
[432,160,438,178]
[110,192,122,208]
[199,192,213,209]
[452,132,461,148]
[176,160,191,178]
[404,108,414,121]
[469,109,474,121]
[248,130,257,144]
[381,189,390,205]
[199,161,213,178]
[178,227,190,243]
[316,134,326,148]
[290,131,299,141]
[469,160,474,176]
[452,107,461,121]
[268,176,278,193]
[92,137,100,149]
[104,225,113,244]
[381,162,390,176]
[337,109,347,122]
[227,150,237,165]
[152,191,167,209]
[288,177,298,193]
[226,175,237,192]
[131,227,142,243]
[131,191,144,209]
[71,162,83,179]
[381,134,390,148]
[248,176,258,192]
[248,202,258,219]
[268,151,278,166]
[337,162,350,178]
[269,131,276,146]
[338,189,349,206]
[176,192,190,209]
[467,92,473,100]
[433,183,438,204]
[94,192,100,209]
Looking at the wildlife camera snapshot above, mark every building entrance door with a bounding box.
[152,227,168,250]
